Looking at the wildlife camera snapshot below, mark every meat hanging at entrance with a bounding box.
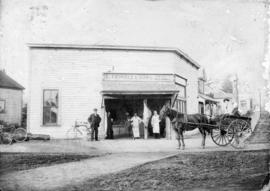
[104,95,170,139]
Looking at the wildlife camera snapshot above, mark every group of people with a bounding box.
[87,108,162,141]
[110,110,161,140]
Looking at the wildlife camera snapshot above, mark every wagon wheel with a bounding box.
[229,119,252,149]
[211,118,234,146]
[13,128,27,142]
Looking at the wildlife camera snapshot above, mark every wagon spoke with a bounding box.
[225,136,229,144]
[223,136,228,144]
[221,136,225,145]
[217,136,222,144]
[213,135,220,142]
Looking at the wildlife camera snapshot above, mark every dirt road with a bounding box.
[57,149,269,191]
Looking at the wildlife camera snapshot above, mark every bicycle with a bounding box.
[0,124,27,144]
[66,120,91,139]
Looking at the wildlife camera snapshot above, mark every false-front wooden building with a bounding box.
[28,44,200,139]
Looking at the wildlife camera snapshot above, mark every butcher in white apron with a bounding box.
[151,110,160,139]
[131,113,142,139]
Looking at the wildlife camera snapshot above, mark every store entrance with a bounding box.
[104,95,170,139]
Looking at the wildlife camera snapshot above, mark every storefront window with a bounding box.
[175,85,186,113]
[175,100,186,113]
[43,89,59,125]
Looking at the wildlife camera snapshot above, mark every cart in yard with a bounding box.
[161,105,253,149]
[179,115,252,149]
[0,124,28,144]
[210,115,252,149]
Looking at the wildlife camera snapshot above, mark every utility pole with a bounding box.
[235,74,239,106]
[232,73,239,106]
[259,90,262,118]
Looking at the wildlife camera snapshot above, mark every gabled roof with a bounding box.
[0,70,24,90]
[204,84,233,99]
[213,90,233,99]
[198,93,218,103]
[28,43,200,69]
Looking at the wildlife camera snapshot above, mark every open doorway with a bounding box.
[104,95,170,139]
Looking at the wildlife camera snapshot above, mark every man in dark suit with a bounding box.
[88,108,101,141]
[105,111,114,139]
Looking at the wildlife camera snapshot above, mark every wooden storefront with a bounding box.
[102,73,186,139]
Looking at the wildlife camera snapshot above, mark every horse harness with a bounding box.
[175,110,188,132]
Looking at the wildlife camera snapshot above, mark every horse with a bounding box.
[160,105,213,150]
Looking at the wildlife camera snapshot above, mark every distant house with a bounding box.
[211,89,234,115]
[239,93,253,114]
[197,71,234,116]
[197,77,218,116]
[0,70,24,125]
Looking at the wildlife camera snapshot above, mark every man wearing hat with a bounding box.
[88,108,102,141]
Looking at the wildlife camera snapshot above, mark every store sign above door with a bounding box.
[103,73,174,82]
[103,73,186,86]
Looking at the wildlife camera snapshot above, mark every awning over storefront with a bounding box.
[102,73,182,95]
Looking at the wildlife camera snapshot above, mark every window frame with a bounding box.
[175,99,187,114]
[177,84,186,99]
[198,101,204,114]
[198,80,205,94]
[174,84,187,114]
[0,100,6,113]
[42,89,60,126]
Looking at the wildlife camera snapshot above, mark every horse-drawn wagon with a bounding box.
[210,115,252,149]
[160,105,252,149]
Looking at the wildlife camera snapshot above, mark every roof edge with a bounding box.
[0,71,25,90]
[0,86,25,90]
[28,43,200,69]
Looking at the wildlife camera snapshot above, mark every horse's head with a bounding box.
[160,105,180,123]
[159,104,168,118]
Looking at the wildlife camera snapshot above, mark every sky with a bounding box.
[0,0,268,101]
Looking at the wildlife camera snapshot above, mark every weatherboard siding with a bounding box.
[0,88,22,125]
[28,47,198,138]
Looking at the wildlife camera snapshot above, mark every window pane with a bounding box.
[50,107,58,123]
[181,102,184,113]
[43,90,59,125]
[198,80,204,94]
[44,91,51,106]
[0,100,5,113]
[51,91,58,107]
[178,86,186,98]
[43,107,51,124]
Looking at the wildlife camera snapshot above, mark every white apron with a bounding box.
[131,116,141,138]
[151,115,160,134]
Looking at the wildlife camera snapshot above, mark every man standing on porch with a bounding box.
[88,108,101,141]
[131,113,142,139]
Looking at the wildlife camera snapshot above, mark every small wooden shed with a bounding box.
[0,70,24,125]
